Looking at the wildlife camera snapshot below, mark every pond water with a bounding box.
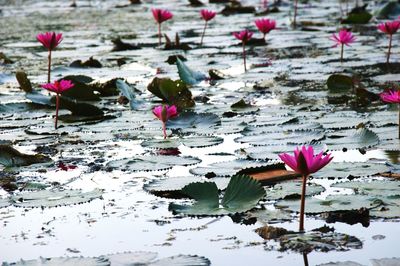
[1,0,400,265]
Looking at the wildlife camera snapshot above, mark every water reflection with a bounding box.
[384,150,400,164]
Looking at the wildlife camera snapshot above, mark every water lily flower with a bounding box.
[380,89,400,138]
[279,146,333,232]
[151,8,173,46]
[41,80,74,129]
[330,29,356,63]
[378,20,400,64]
[233,29,253,72]
[152,105,178,139]
[200,9,217,46]
[255,18,276,41]
[36,32,63,83]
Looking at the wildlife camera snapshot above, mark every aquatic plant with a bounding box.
[36,32,63,83]
[151,8,173,46]
[293,0,298,28]
[233,29,253,72]
[41,80,74,129]
[330,29,356,62]
[378,20,400,64]
[380,89,400,138]
[200,9,216,46]
[152,105,178,139]
[279,146,333,232]
[255,18,276,41]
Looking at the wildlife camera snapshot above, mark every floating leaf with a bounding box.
[275,195,382,214]
[10,189,103,208]
[107,252,210,266]
[61,75,100,101]
[327,74,353,93]
[324,128,379,151]
[375,1,400,19]
[265,182,325,200]
[332,180,400,197]
[169,175,265,215]
[147,77,195,109]
[144,176,230,198]
[141,136,223,149]
[115,79,144,110]
[107,155,201,172]
[176,58,207,85]
[0,145,51,167]
[167,112,220,131]
[312,162,389,179]
[342,9,372,24]
[3,257,109,266]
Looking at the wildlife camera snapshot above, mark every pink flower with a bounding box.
[151,8,173,24]
[41,80,74,94]
[233,29,253,43]
[380,89,400,103]
[330,29,356,47]
[255,18,276,38]
[153,105,178,139]
[278,146,333,177]
[378,20,400,35]
[36,32,63,51]
[200,9,216,22]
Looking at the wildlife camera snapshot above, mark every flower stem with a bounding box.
[47,50,52,83]
[55,93,60,130]
[340,43,344,63]
[303,252,309,266]
[242,42,247,72]
[200,21,208,46]
[263,33,266,42]
[158,23,162,46]
[293,0,298,28]
[162,122,167,139]
[387,34,392,65]
[299,174,307,232]
[398,104,400,139]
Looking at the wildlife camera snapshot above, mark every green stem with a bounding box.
[55,93,59,130]
[340,43,344,63]
[158,23,162,46]
[47,50,52,83]
[162,122,167,139]
[242,42,247,72]
[387,34,392,65]
[398,104,400,139]
[299,174,308,232]
[200,21,208,46]
[293,0,298,28]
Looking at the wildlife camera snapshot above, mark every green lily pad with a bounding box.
[190,160,283,177]
[265,182,325,201]
[342,10,372,24]
[324,128,380,151]
[144,176,230,198]
[169,175,265,216]
[312,162,389,179]
[107,155,201,172]
[327,74,353,93]
[275,195,382,214]
[3,257,109,266]
[141,136,223,149]
[167,112,220,130]
[115,79,144,110]
[107,252,210,266]
[147,77,195,109]
[332,180,400,197]
[176,58,206,85]
[10,189,103,208]
[0,145,52,167]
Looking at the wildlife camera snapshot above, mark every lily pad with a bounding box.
[3,257,109,266]
[324,128,380,151]
[327,74,353,93]
[275,195,382,214]
[176,58,207,85]
[0,145,52,167]
[312,162,389,179]
[332,180,400,197]
[141,136,223,149]
[107,155,201,172]
[115,79,144,110]
[265,182,325,201]
[169,175,265,216]
[10,189,103,208]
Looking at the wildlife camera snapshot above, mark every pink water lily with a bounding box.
[41,80,74,129]
[255,18,276,40]
[380,89,400,138]
[152,8,173,46]
[330,29,355,62]
[152,105,178,139]
[279,146,333,232]
[378,20,400,64]
[200,9,217,45]
[233,29,253,72]
[36,32,63,83]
